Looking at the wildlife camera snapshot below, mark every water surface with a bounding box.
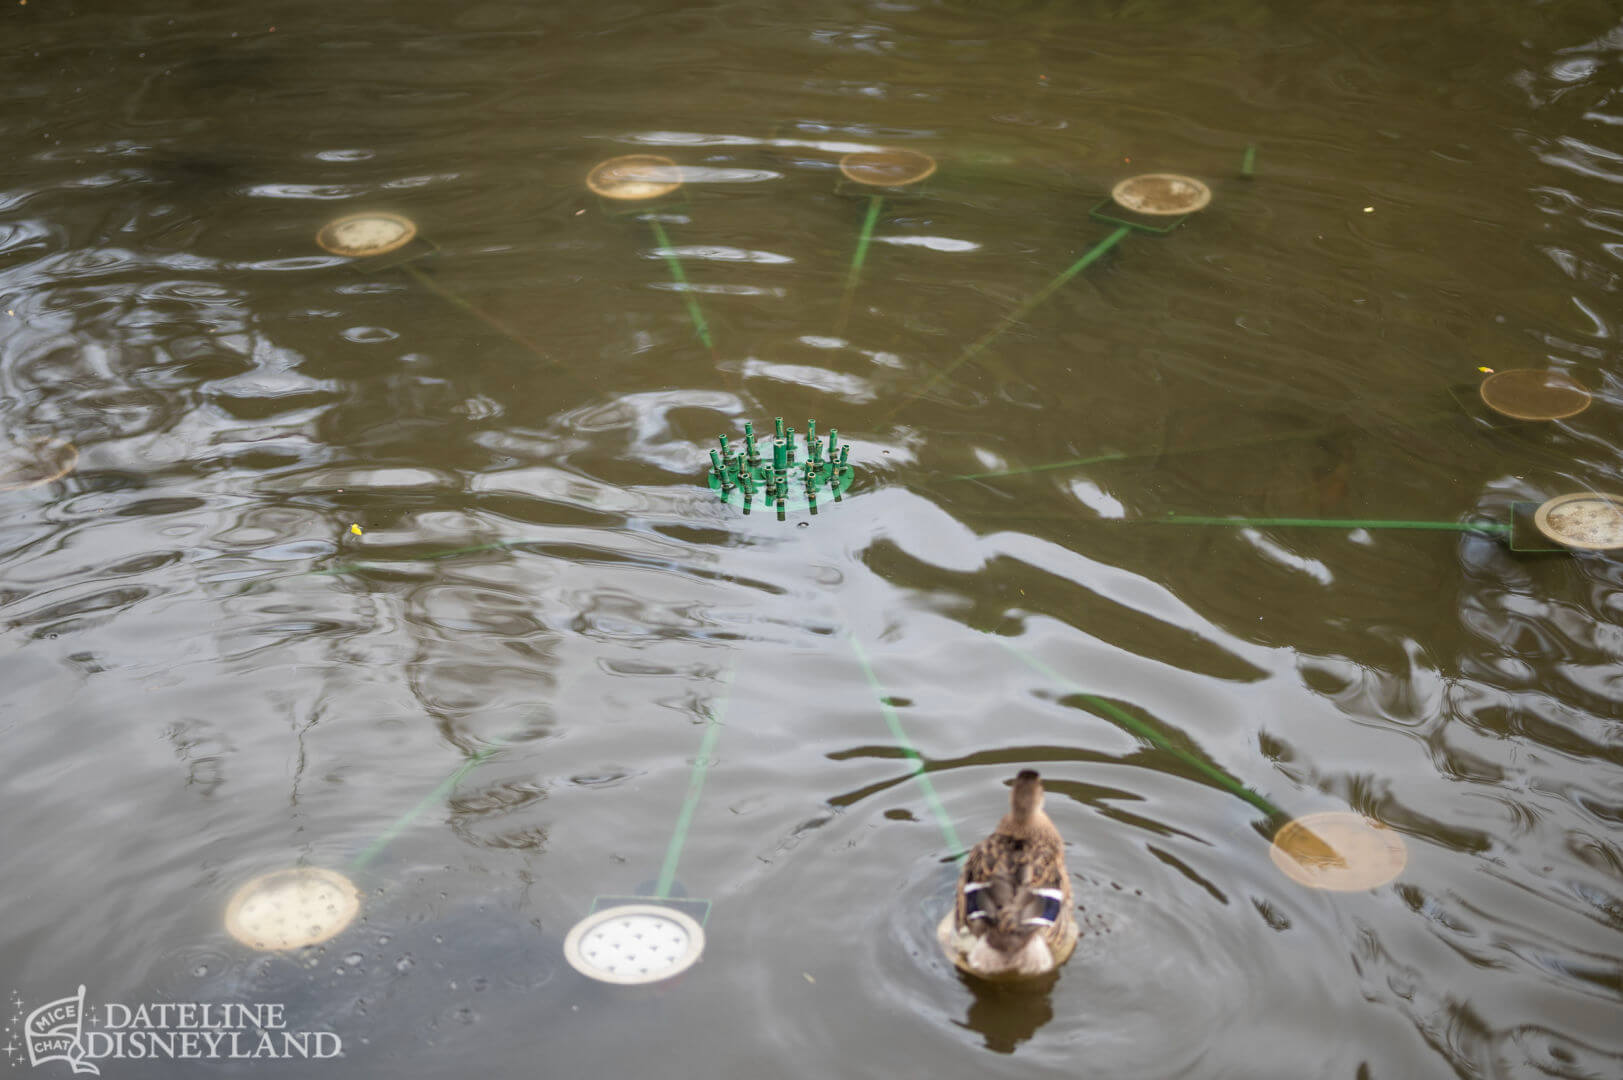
[4,2,1622,1077]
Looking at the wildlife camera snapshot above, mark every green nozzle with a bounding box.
[705,416,858,514]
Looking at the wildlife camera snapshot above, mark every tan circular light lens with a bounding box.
[838,148,938,188]
[224,868,362,951]
[1533,492,1623,552]
[316,212,419,257]
[1478,368,1592,422]
[1111,173,1212,216]
[1269,811,1407,891]
[586,155,683,201]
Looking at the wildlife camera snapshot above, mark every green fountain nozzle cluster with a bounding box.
[706,417,855,516]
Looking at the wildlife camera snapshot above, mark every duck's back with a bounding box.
[957,827,1070,941]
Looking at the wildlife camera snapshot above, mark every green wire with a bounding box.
[847,632,966,858]
[836,195,885,333]
[653,685,731,898]
[891,224,1133,417]
[992,637,1284,820]
[647,218,715,352]
[1153,514,1510,533]
[400,264,556,366]
[348,738,511,872]
[956,449,1134,481]
[951,406,1466,482]
[345,661,735,882]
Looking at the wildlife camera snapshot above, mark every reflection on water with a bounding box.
[4,1,1623,1077]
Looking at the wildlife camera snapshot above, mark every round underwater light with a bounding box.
[1110,173,1212,216]
[1269,812,1407,892]
[586,154,683,202]
[224,868,362,951]
[0,437,77,493]
[563,903,705,986]
[1478,368,1592,422]
[1532,491,1623,552]
[316,212,419,258]
[839,148,937,188]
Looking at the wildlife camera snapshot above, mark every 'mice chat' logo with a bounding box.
[25,985,98,1075]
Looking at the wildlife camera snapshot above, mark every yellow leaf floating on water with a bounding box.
[349,524,364,536]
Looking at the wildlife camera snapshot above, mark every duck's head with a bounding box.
[1010,769,1044,821]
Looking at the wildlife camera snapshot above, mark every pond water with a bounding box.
[4,2,1622,1077]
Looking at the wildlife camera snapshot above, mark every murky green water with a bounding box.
[4,2,1622,1077]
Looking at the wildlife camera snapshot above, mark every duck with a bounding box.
[937,770,1077,980]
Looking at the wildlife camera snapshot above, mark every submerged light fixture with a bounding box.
[587,154,714,353]
[987,636,1409,892]
[221,733,516,952]
[314,210,554,365]
[1477,368,1593,423]
[569,691,729,986]
[586,153,685,203]
[838,147,938,191]
[1268,812,1408,892]
[705,417,855,518]
[1107,173,1213,218]
[224,867,362,951]
[315,211,420,259]
[1530,491,1623,552]
[893,171,1213,415]
[564,903,707,987]
[834,148,938,333]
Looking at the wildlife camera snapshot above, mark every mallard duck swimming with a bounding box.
[937,770,1077,980]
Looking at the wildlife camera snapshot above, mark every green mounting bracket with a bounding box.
[834,178,928,201]
[1508,502,1572,553]
[597,190,692,220]
[1445,382,1514,427]
[340,236,441,274]
[589,895,712,925]
[706,417,855,516]
[1087,197,1192,235]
